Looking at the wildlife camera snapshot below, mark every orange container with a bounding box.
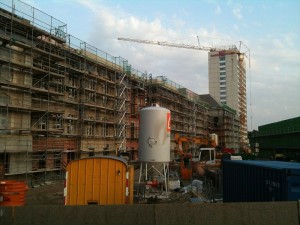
[0,180,28,206]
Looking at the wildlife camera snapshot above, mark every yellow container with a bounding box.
[64,156,134,205]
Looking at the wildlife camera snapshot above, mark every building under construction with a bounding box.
[0,0,240,182]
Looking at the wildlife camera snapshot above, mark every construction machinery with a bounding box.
[174,133,218,155]
[174,133,218,179]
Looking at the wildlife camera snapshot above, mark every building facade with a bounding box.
[0,1,239,181]
[199,94,240,151]
[208,49,248,150]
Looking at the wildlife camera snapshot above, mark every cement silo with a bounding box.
[138,104,171,162]
[138,104,171,196]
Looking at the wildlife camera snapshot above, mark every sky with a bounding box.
[16,0,300,130]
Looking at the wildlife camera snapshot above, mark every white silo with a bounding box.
[138,104,171,196]
[138,104,171,162]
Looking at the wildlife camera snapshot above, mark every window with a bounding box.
[37,152,46,169]
[54,114,62,129]
[0,111,8,127]
[220,91,226,95]
[220,87,226,90]
[55,85,64,93]
[103,83,107,93]
[67,120,74,134]
[0,93,10,104]
[52,78,62,84]
[24,74,31,85]
[220,67,226,71]
[220,62,226,66]
[96,109,100,120]
[131,103,136,114]
[0,153,10,173]
[220,72,226,76]
[102,124,108,137]
[86,122,94,136]
[220,81,226,86]
[102,96,107,105]
[220,77,226,81]
[68,88,76,98]
[219,56,225,61]
[67,152,75,162]
[40,118,47,130]
[130,123,135,139]
[86,92,95,102]
[39,81,46,89]
[89,79,96,90]
[220,96,226,102]
[54,154,61,169]
[69,76,76,87]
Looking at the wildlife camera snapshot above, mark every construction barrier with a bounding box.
[0,180,28,206]
[0,202,298,225]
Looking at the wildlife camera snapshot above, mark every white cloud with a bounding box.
[232,6,243,20]
[246,33,300,129]
[75,0,216,94]
[65,0,299,130]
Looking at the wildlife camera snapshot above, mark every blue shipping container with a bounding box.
[222,160,300,202]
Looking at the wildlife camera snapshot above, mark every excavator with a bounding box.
[174,133,218,179]
[174,133,218,154]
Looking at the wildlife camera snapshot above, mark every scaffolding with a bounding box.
[0,0,68,183]
[0,0,126,182]
[147,76,211,155]
[237,59,248,147]
[0,0,241,183]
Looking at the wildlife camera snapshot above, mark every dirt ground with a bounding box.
[23,167,211,205]
[24,181,213,205]
[25,181,65,205]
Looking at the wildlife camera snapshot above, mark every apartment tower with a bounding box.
[208,49,248,150]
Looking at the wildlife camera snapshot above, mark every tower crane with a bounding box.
[117,37,249,65]
[117,37,239,53]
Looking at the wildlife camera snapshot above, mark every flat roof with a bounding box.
[227,160,300,170]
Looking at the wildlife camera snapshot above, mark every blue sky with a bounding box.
[17,0,300,130]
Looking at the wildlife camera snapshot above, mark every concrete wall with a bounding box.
[8,153,32,175]
[0,135,32,153]
[0,202,298,225]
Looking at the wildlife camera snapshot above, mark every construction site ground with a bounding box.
[24,181,200,205]
[24,179,217,205]
[24,165,221,205]
[25,181,65,205]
